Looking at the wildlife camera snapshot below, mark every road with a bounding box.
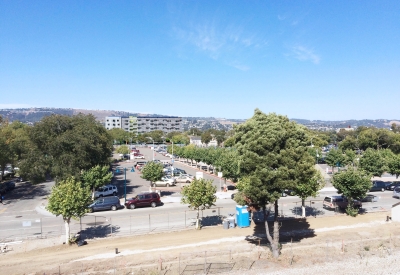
[0,146,398,242]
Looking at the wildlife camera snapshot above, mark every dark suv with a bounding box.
[125,192,161,209]
[370,181,390,192]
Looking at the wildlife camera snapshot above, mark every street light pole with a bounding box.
[124,168,127,204]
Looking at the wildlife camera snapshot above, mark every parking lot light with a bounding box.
[116,166,135,204]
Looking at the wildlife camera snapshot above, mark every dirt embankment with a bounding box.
[1,212,399,274]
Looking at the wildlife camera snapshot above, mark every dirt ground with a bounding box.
[2,211,400,274]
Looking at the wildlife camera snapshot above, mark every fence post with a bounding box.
[204,251,207,273]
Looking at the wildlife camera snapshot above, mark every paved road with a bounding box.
[1,146,399,242]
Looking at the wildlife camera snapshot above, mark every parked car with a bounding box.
[125,192,161,209]
[175,175,193,183]
[370,181,390,192]
[388,181,400,191]
[93,184,118,198]
[323,196,362,210]
[153,178,176,187]
[88,196,121,212]
[135,154,145,159]
[393,187,400,198]
[361,194,378,202]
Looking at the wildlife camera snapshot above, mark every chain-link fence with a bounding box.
[0,207,225,243]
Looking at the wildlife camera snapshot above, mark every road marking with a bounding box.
[0,207,7,214]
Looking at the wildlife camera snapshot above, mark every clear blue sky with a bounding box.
[1,1,400,120]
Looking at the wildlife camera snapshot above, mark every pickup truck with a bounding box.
[323,195,362,210]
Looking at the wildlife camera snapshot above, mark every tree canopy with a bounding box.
[232,110,316,258]
[332,168,372,216]
[20,114,113,183]
[46,177,92,244]
[181,178,216,229]
[140,161,164,184]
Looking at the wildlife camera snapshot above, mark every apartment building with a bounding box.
[104,116,183,134]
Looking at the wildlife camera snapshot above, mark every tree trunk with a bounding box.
[301,198,306,217]
[196,209,200,230]
[64,217,71,245]
[263,203,280,258]
[273,201,280,258]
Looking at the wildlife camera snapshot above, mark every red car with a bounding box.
[125,192,161,209]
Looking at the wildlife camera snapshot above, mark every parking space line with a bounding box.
[0,207,7,215]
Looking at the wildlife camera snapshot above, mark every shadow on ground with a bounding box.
[246,213,316,248]
[79,224,120,240]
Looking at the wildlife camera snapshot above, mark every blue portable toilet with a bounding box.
[236,205,250,228]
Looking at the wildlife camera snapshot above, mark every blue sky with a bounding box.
[1,1,400,120]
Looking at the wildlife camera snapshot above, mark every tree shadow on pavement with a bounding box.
[79,224,120,240]
[4,181,51,201]
[290,206,326,217]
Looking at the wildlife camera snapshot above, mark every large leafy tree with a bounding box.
[359,148,391,177]
[214,148,240,183]
[140,161,164,185]
[232,110,315,258]
[294,170,324,217]
[201,132,212,145]
[46,177,92,244]
[325,148,345,173]
[332,168,372,216]
[0,118,16,179]
[81,165,113,199]
[116,145,130,155]
[388,154,400,179]
[20,114,113,183]
[181,178,217,229]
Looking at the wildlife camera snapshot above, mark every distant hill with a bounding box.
[0,107,398,130]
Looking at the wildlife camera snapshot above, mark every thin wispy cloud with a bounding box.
[173,21,268,70]
[289,45,321,64]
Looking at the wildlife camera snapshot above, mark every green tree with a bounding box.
[391,123,400,133]
[46,177,92,244]
[332,168,372,216]
[294,170,324,217]
[0,119,17,179]
[344,149,357,167]
[201,132,212,145]
[116,145,130,155]
[141,161,164,186]
[388,154,400,179]
[188,128,202,136]
[108,128,131,144]
[81,165,113,199]
[325,148,345,173]
[21,114,113,183]
[214,148,240,183]
[181,178,217,229]
[359,148,391,177]
[232,110,315,258]
[171,134,190,145]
